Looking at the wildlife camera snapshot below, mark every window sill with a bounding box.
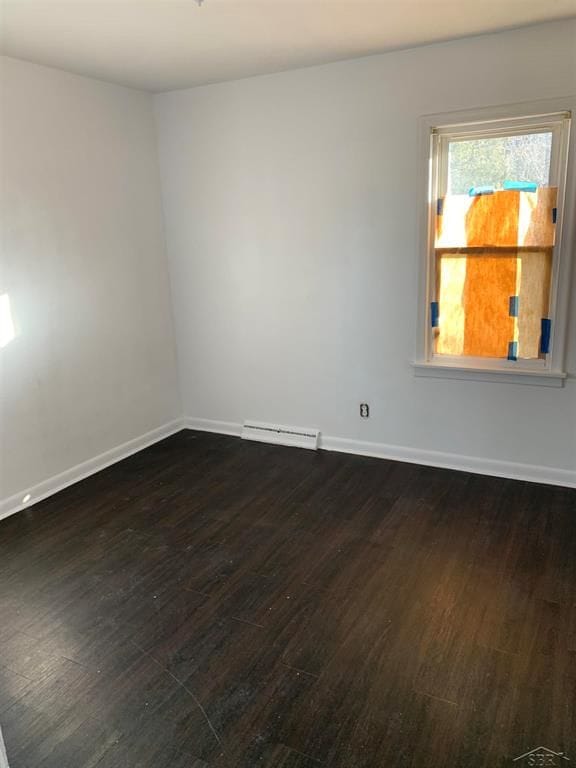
[413,361,567,388]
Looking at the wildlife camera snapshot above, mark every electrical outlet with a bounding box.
[360,403,369,418]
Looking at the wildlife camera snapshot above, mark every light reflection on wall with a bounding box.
[0,294,16,348]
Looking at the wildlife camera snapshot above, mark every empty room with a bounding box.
[1,1,575,766]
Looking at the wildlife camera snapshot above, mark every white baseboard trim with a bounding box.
[184,417,242,437]
[184,417,575,488]
[0,419,185,523]
[320,435,576,489]
[3,416,572,525]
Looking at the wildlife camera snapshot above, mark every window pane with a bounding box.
[434,250,552,359]
[436,129,556,361]
[436,188,558,249]
[447,132,552,195]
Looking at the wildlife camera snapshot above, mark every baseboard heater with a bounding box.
[241,421,320,450]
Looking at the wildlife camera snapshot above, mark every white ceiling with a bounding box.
[1,0,575,93]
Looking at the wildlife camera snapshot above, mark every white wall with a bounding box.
[0,57,181,506]
[155,21,576,481]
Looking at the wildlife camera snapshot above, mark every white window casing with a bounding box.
[414,97,575,388]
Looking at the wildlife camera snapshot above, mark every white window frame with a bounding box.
[414,98,575,388]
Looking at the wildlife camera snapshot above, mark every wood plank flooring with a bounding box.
[0,430,575,767]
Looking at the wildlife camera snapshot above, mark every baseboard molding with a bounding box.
[3,416,572,524]
[185,417,575,488]
[320,435,576,489]
[184,417,242,437]
[0,419,185,523]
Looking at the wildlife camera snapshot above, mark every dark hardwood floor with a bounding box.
[1,430,575,768]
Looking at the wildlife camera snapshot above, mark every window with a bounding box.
[415,104,573,386]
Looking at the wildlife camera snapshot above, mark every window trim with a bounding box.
[414,98,575,387]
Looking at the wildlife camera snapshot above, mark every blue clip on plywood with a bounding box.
[469,185,494,197]
[507,341,518,361]
[540,318,551,354]
[503,180,537,192]
[509,296,519,318]
[431,302,439,328]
